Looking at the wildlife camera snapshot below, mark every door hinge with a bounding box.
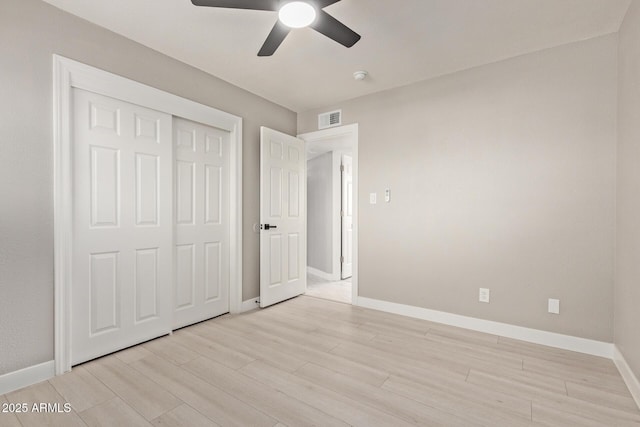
[340,256,344,264]
[340,210,344,217]
[340,164,344,172]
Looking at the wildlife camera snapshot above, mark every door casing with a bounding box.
[53,55,243,374]
[341,154,353,279]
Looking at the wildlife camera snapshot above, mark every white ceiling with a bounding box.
[42,0,631,112]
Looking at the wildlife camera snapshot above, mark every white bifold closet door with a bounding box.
[173,118,230,329]
[71,89,173,365]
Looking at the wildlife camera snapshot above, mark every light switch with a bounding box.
[369,193,377,204]
[385,189,391,203]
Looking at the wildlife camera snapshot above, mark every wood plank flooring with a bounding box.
[1,296,639,426]
[305,274,352,304]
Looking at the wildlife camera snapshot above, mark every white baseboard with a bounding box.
[307,266,338,282]
[613,346,640,409]
[241,297,260,313]
[0,361,55,395]
[356,297,613,358]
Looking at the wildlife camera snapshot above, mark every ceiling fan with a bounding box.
[191,0,361,56]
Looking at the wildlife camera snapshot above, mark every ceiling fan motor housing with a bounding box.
[191,0,361,56]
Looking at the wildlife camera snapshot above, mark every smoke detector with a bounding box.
[353,70,368,81]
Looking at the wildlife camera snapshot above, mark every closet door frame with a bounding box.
[53,55,243,375]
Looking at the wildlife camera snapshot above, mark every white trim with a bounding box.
[614,346,640,409]
[53,55,243,375]
[0,361,55,395]
[338,152,353,281]
[53,55,73,377]
[332,151,342,280]
[241,298,261,313]
[299,124,359,304]
[307,266,336,282]
[356,297,613,358]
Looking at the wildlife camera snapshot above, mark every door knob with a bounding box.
[261,224,278,230]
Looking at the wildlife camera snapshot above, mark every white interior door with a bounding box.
[260,127,306,308]
[173,118,230,329]
[341,155,353,279]
[71,89,172,365]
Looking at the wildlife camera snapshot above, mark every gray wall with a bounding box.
[0,0,296,375]
[615,0,640,379]
[299,35,618,342]
[307,153,334,274]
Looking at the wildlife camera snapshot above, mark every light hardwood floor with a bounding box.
[1,296,639,426]
[305,273,352,304]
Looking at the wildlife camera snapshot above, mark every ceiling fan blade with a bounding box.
[312,0,341,8]
[258,21,291,56]
[310,10,360,48]
[190,0,279,11]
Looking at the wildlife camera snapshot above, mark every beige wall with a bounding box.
[615,0,640,378]
[307,152,334,274]
[0,0,295,375]
[299,35,618,341]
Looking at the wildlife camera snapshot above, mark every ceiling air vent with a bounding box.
[318,110,342,130]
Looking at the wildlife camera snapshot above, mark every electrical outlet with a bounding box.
[479,288,490,303]
[548,298,560,314]
[369,193,377,204]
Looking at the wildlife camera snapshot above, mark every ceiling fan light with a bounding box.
[278,1,317,28]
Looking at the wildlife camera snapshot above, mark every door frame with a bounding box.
[298,124,358,303]
[340,153,353,280]
[53,55,243,374]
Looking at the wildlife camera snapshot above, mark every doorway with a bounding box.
[298,124,358,304]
